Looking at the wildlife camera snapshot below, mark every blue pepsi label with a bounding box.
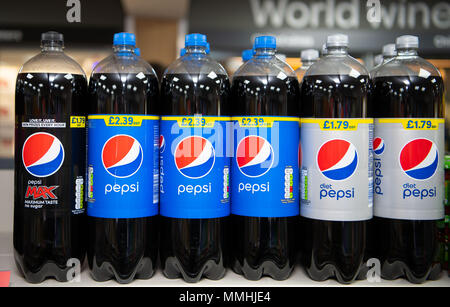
[159,116,231,219]
[87,115,159,218]
[231,116,300,217]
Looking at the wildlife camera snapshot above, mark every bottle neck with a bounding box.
[186,45,207,54]
[397,48,418,58]
[327,45,348,56]
[41,42,63,52]
[254,48,275,58]
[113,44,135,56]
[301,59,316,68]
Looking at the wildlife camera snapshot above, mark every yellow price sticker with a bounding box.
[88,115,159,127]
[232,116,300,128]
[70,116,86,128]
[161,116,231,128]
[378,118,444,130]
[300,118,373,131]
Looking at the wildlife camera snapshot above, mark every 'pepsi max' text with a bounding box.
[87,115,159,219]
[231,117,299,218]
[159,116,230,219]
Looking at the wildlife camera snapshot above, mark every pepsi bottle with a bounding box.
[14,31,87,283]
[231,36,300,280]
[159,34,230,283]
[371,35,444,283]
[86,33,159,283]
[300,34,372,284]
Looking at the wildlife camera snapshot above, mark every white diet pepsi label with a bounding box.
[300,118,373,221]
[373,118,444,220]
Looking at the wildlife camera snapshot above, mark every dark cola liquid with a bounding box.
[300,74,370,283]
[87,73,159,283]
[231,75,299,280]
[159,73,230,282]
[14,73,87,283]
[371,75,444,283]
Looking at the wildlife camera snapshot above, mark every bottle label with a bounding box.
[373,118,444,220]
[17,115,86,214]
[300,118,373,221]
[87,114,159,218]
[231,116,299,217]
[159,116,231,218]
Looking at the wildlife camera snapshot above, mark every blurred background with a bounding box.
[0,0,449,166]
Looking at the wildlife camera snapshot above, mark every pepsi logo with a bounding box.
[160,135,166,153]
[317,139,358,181]
[400,138,438,180]
[102,135,143,178]
[175,136,215,179]
[22,132,65,177]
[236,136,274,178]
[373,137,385,155]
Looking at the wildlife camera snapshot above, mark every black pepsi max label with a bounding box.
[17,115,86,214]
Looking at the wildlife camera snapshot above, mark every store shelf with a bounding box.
[0,233,448,287]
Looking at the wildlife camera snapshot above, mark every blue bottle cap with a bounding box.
[134,48,141,56]
[113,32,136,46]
[206,42,210,54]
[185,33,207,47]
[180,48,186,57]
[254,36,276,49]
[242,49,254,62]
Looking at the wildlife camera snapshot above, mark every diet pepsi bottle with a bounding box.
[14,32,87,283]
[295,49,319,84]
[231,36,300,280]
[159,34,230,282]
[371,35,444,283]
[86,33,159,283]
[300,34,372,284]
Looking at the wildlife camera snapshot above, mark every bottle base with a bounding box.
[89,256,155,284]
[14,250,84,284]
[232,259,294,281]
[305,262,365,285]
[380,261,442,284]
[162,256,226,283]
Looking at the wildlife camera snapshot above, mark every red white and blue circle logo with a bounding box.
[373,137,385,155]
[22,132,65,177]
[175,136,215,179]
[160,135,166,153]
[102,135,143,178]
[400,138,438,180]
[236,136,274,178]
[317,139,358,181]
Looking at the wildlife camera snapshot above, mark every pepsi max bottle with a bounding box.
[86,33,159,283]
[14,32,87,283]
[300,34,372,284]
[371,35,444,283]
[159,34,230,283]
[231,36,300,280]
